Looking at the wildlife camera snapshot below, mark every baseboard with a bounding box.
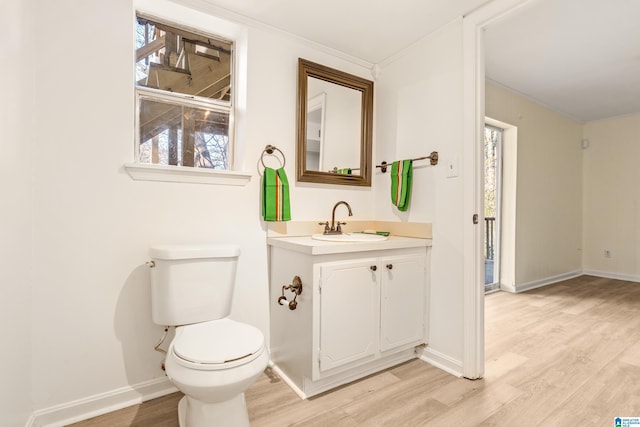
[270,350,419,399]
[501,270,640,295]
[27,377,177,427]
[582,269,640,283]
[510,270,583,293]
[419,347,463,378]
[268,362,308,400]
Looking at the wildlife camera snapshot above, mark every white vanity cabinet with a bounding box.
[268,236,431,398]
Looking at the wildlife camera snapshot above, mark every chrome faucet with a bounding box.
[319,201,353,235]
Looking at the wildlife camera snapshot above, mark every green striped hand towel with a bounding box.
[262,167,291,221]
[390,160,413,211]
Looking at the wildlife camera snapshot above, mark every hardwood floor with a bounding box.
[70,275,640,426]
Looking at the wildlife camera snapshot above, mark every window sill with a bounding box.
[124,163,252,186]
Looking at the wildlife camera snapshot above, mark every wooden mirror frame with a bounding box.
[296,58,374,186]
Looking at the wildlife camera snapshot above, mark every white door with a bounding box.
[380,254,426,352]
[318,259,379,372]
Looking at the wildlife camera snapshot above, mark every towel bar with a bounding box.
[377,151,438,173]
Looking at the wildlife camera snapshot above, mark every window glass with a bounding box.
[138,96,230,168]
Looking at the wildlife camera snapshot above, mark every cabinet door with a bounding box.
[380,254,426,352]
[318,259,379,372]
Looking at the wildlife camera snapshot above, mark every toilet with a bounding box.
[148,244,269,427]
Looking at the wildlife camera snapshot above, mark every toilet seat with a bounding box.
[172,319,265,371]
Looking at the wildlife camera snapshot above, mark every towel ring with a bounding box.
[261,144,286,169]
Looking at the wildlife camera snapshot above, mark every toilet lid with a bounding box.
[173,319,264,365]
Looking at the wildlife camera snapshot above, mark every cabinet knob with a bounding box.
[386,264,393,270]
[370,265,377,271]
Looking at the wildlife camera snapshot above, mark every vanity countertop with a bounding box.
[267,235,432,255]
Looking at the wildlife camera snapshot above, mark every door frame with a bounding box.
[462,0,534,379]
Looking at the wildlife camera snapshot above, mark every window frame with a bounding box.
[134,86,236,168]
[126,11,250,185]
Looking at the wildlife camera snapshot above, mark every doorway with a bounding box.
[484,125,502,293]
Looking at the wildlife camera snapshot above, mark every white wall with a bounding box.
[1,0,34,424]
[583,113,640,278]
[27,0,376,419]
[485,82,583,288]
[375,20,465,367]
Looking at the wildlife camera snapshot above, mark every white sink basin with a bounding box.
[311,233,389,242]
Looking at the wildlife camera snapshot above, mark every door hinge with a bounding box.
[473,214,479,224]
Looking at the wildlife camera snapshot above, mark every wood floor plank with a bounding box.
[427,380,523,426]
[537,361,640,427]
[69,275,640,427]
[338,365,451,425]
[484,351,528,380]
[620,340,640,366]
[68,392,181,427]
[309,371,402,412]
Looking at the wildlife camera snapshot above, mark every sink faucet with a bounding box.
[319,201,353,235]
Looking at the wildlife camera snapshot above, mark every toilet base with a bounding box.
[178,394,250,427]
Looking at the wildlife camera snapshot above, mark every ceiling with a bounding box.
[197,0,490,64]
[485,0,640,122]
[198,0,640,123]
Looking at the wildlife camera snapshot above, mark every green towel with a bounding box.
[262,167,291,221]
[390,160,413,211]
[337,168,352,175]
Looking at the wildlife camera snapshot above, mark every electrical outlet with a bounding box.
[604,249,612,258]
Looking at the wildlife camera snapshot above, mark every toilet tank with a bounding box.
[149,244,240,326]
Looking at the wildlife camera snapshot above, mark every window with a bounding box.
[134,14,233,170]
[484,124,503,293]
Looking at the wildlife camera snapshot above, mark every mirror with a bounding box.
[296,59,374,186]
